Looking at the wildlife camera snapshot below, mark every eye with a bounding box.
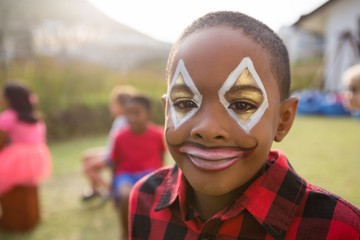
[350,86,359,94]
[173,99,198,110]
[228,100,257,112]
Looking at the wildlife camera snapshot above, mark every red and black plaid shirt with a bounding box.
[129,150,360,239]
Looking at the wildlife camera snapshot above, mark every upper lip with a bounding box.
[179,143,248,161]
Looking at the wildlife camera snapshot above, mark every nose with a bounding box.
[190,104,230,143]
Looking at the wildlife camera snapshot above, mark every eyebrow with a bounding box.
[171,83,193,93]
[225,85,263,95]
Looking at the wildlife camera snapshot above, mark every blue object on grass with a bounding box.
[295,90,324,115]
[351,111,360,120]
[320,93,350,116]
[295,90,350,117]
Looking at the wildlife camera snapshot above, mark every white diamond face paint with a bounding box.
[168,59,202,129]
[218,57,269,133]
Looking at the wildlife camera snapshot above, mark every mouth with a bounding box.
[179,144,248,172]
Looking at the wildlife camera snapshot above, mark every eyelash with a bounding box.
[228,100,258,112]
[173,99,198,110]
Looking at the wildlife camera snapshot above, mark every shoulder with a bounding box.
[0,109,17,130]
[131,166,172,196]
[112,116,127,129]
[147,124,164,140]
[0,109,17,120]
[130,166,173,215]
[115,126,131,139]
[299,184,360,235]
[147,123,163,133]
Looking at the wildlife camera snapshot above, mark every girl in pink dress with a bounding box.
[0,82,52,196]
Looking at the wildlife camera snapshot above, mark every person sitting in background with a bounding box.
[342,63,360,118]
[0,81,52,196]
[111,95,165,239]
[81,85,136,202]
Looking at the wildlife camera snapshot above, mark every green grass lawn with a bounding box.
[0,116,359,239]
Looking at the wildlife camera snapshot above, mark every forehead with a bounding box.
[126,101,146,111]
[170,27,275,92]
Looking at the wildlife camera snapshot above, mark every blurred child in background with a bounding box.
[111,95,165,239]
[81,85,136,201]
[0,82,51,196]
[342,63,360,119]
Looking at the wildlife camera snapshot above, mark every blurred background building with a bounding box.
[279,0,360,92]
[0,0,170,72]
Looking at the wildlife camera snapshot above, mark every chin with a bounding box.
[182,165,244,196]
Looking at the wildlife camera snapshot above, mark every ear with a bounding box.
[274,96,298,142]
[161,94,167,107]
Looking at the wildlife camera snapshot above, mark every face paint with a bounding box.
[219,57,268,133]
[168,59,202,129]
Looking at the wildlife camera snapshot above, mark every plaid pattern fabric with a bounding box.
[129,150,360,240]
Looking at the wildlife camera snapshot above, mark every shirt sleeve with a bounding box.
[0,110,16,133]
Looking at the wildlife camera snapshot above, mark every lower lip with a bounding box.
[187,154,243,172]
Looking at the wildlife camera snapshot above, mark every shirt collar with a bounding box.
[155,150,306,238]
[155,165,182,210]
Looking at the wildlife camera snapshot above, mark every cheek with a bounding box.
[164,103,193,145]
[165,124,191,147]
[250,107,279,148]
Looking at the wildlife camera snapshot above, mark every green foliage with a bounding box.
[0,57,167,141]
[290,57,324,92]
[0,55,327,141]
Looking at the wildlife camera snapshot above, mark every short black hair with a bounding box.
[166,11,291,100]
[110,85,136,107]
[129,95,152,112]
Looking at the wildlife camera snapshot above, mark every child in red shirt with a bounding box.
[81,85,136,202]
[111,95,165,239]
[129,11,360,239]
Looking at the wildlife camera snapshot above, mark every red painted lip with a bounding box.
[179,145,247,172]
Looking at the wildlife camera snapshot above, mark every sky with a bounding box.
[88,0,328,43]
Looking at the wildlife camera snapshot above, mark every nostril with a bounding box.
[215,135,225,140]
[194,133,203,139]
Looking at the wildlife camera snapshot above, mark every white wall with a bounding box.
[324,0,360,91]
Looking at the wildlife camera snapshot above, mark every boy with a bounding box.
[129,11,360,239]
[81,85,135,201]
[342,63,360,118]
[111,95,165,239]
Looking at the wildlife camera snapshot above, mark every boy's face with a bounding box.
[125,101,150,133]
[164,27,294,197]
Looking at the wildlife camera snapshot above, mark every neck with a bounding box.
[133,126,147,134]
[191,187,243,221]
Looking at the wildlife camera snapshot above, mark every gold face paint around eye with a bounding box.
[170,73,195,120]
[219,57,268,133]
[168,59,202,129]
[224,68,264,121]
